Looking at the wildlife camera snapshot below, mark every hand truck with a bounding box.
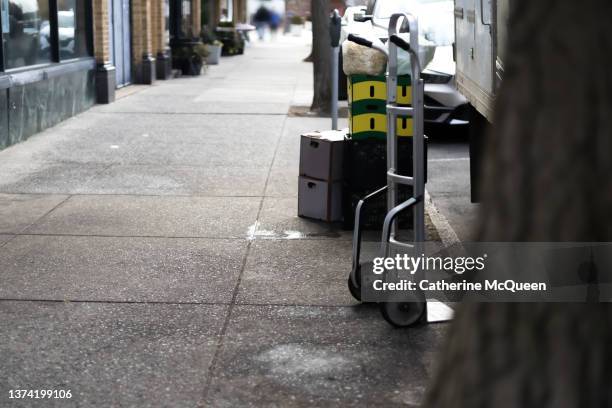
[346,13,429,328]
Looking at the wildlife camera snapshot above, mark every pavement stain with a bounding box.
[247,220,343,241]
[254,344,353,377]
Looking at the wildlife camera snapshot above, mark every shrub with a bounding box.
[290,15,305,25]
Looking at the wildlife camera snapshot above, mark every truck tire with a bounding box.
[468,105,490,203]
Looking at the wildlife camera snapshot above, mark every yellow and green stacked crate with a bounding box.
[347,74,414,140]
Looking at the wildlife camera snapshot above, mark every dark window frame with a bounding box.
[0,0,94,72]
[169,0,195,41]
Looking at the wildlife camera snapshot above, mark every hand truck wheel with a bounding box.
[347,265,362,301]
[380,300,426,328]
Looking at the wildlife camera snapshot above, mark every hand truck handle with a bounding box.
[380,196,422,256]
[388,13,418,37]
[389,34,411,52]
[351,186,388,273]
[347,34,373,48]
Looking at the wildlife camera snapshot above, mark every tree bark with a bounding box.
[423,0,612,406]
[310,0,331,114]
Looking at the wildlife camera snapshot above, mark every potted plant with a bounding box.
[290,15,304,36]
[206,40,223,64]
[172,42,209,75]
[201,26,223,65]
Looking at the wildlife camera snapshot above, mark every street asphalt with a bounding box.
[0,35,477,407]
[426,124,479,243]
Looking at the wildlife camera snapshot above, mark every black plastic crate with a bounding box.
[343,185,415,230]
[342,137,428,230]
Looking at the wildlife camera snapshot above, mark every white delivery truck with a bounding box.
[454,0,509,201]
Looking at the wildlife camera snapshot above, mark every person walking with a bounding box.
[269,10,281,39]
[253,6,271,40]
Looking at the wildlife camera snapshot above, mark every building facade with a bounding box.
[285,0,346,21]
[0,0,95,150]
[0,0,212,151]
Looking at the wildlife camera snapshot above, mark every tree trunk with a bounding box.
[423,0,612,406]
[310,0,331,114]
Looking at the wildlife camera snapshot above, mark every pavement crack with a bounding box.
[0,298,362,309]
[18,195,72,236]
[200,107,290,405]
[199,239,253,405]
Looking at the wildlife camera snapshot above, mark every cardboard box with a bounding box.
[298,176,343,222]
[299,129,347,181]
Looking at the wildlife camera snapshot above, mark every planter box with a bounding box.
[206,45,222,65]
[170,40,205,76]
[180,60,203,76]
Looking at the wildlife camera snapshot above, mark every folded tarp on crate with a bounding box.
[341,39,386,76]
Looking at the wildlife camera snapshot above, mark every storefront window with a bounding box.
[181,0,192,37]
[57,0,91,59]
[2,0,52,69]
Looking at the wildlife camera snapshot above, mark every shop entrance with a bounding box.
[109,0,132,87]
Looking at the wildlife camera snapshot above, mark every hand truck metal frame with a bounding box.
[346,13,430,327]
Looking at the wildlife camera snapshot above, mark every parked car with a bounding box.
[340,0,469,124]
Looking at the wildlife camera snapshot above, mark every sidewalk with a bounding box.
[0,37,448,407]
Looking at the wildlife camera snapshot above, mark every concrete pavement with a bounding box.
[0,37,458,407]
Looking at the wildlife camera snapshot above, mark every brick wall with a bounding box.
[235,0,247,23]
[92,0,111,64]
[132,0,154,61]
[151,0,167,54]
[192,0,202,36]
[286,0,345,19]
[93,0,205,83]
[286,0,310,18]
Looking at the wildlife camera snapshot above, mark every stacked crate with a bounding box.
[343,74,425,229]
[347,74,414,140]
